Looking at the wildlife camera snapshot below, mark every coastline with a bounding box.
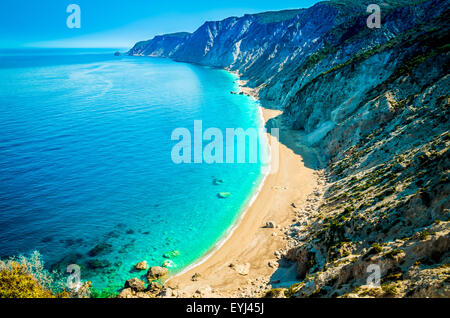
[168,73,272,279]
[164,74,321,298]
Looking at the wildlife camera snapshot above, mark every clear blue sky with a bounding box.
[0,0,321,49]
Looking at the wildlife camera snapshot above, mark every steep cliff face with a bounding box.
[130,32,191,57]
[129,0,449,297]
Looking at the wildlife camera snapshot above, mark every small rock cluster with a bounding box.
[118,266,168,298]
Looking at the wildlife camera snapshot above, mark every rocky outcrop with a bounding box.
[147,266,169,281]
[118,280,163,299]
[125,278,146,292]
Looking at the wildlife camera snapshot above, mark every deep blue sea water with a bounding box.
[0,49,267,291]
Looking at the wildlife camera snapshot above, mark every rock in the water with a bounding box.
[135,261,148,270]
[125,278,146,292]
[147,266,169,280]
[114,51,121,56]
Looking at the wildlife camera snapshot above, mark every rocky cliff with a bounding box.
[129,0,449,298]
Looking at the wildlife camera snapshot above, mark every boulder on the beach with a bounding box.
[230,263,250,276]
[125,278,146,292]
[194,285,213,297]
[163,250,180,259]
[118,288,134,298]
[191,272,201,281]
[159,287,174,298]
[147,282,162,293]
[147,266,169,280]
[264,221,276,228]
[135,261,148,270]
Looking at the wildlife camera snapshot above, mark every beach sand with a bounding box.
[166,84,321,297]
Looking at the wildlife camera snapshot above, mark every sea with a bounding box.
[0,48,268,292]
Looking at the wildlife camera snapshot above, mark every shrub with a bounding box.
[0,262,55,298]
[264,288,287,298]
[362,243,383,260]
[418,230,430,240]
[381,283,398,296]
[0,251,69,298]
[342,250,351,257]
[286,282,304,297]
[384,249,404,260]
[371,243,383,254]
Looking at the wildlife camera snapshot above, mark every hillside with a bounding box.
[128,0,450,298]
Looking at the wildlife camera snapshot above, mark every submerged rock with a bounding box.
[163,250,180,258]
[85,259,111,270]
[41,236,53,243]
[88,242,113,257]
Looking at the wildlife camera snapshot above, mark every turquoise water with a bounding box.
[0,49,266,291]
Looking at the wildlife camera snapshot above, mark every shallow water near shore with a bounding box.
[0,49,267,291]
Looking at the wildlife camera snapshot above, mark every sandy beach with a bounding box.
[166,82,320,297]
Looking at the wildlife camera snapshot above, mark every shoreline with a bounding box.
[169,73,272,279]
[164,73,320,298]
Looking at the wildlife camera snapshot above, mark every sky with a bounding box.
[0,0,321,49]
